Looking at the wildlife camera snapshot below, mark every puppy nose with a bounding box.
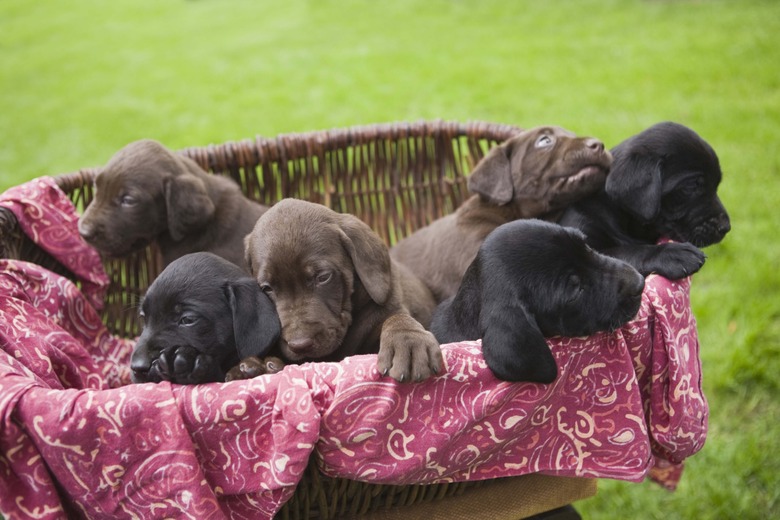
[130,356,151,375]
[620,269,646,300]
[78,220,95,241]
[287,338,314,353]
[584,138,605,153]
[717,214,731,235]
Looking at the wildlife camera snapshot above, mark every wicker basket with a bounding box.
[0,120,596,519]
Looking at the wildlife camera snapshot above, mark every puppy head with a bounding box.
[467,126,611,216]
[131,252,280,384]
[520,225,645,338]
[605,121,731,247]
[244,199,392,362]
[78,139,216,257]
[478,220,645,383]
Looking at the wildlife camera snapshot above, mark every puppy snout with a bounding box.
[130,352,152,379]
[78,219,96,241]
[287,337,315,353]
[584,138,605,153]
[620,269,646,300]
[716,214,731,236]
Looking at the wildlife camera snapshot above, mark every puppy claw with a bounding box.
[190,355,211,382]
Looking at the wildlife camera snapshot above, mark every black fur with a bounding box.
[430,220,645,383]
[558,122,730,279]
[131,252,280,384]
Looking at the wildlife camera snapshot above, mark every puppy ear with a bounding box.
[467,143,514,205]
[605,152,662,223]
[480,299,558,384]
[164,173,216,241]
[225,279,281,359]
[337,215,392,305]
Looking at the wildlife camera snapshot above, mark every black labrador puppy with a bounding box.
[558,122,731,279]
[430,220,645,383]
[131,252,281,384]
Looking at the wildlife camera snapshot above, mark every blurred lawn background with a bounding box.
[1,0,778,518]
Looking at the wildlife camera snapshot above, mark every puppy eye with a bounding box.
[260,283,273,294]
[315,271,332,285]
[535,135,554,148]
[566,274,583,301]
[120,194,137,207]
[178,314,198,326]
[683,177,705,194]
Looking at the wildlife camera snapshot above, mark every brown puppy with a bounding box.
[390,126,611,302]
[244,198,442,383]
[78,139,268,269]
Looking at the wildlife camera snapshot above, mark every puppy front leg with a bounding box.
[153,346,223,384]
[225,356,286,381]
[377,314,444,383]
[606,242,705,279]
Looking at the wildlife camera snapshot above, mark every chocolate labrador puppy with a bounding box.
[390,126,612,302]
[244,198,442,383]
[78,139,268,269]
[431,219,645,384]
[130,252,281,384]
[558,122,731,279]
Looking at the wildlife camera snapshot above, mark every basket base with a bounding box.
[337,475,596,520]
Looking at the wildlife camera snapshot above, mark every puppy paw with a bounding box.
[152,346,222,384]
[225,356,286,381]
[377,314,444,383]
[652,242,706,279]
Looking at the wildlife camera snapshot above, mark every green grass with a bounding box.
[2,1,779,518]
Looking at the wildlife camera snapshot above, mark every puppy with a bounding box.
[130,252,281,384]
[431,220,645,384]
[244,198,443,383]
[390,126,611,302]
[78,139,268,269]
[558,122,731,279]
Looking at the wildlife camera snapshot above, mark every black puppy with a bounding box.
[430,220,645,383]
[131,252,281,384]
[558,122,730,279]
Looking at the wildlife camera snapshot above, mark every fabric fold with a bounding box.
[0,176,108,309]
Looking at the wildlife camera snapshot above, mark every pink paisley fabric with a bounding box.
[0,178,707,519]
[0,176,108,310]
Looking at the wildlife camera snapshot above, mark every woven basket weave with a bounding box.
[0,120,597,519]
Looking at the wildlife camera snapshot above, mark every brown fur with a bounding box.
[390,126,612,302]
[225,355,286,382]
[78,139,268,269]
[244,198,442,382]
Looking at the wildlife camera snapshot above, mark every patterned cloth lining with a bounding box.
[0,177,707,519]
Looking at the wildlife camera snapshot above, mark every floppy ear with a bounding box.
[479,299,558,384]
[164,173,216,241]
[225,279,281,359]
[467,143,514,205]
[605,152,663,223]
[337,215,392,305]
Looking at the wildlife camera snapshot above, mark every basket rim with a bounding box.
[50,119,523,192]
